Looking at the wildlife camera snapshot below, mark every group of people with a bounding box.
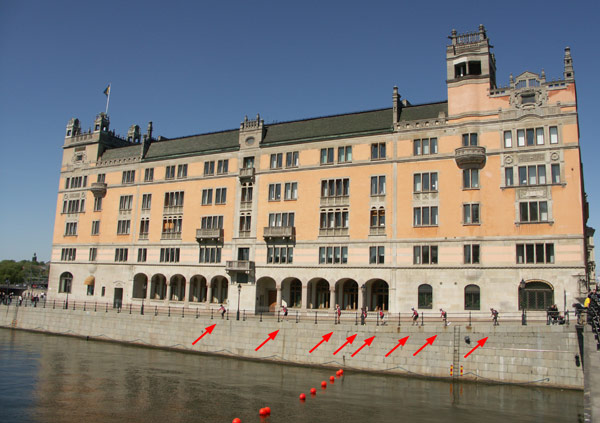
[0,291,45,306]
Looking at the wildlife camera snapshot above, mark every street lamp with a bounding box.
[519,279,527,325]
[237,283,242,321]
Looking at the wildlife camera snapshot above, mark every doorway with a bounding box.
[114,288,123,309]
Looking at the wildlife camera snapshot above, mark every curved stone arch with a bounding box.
[335,278,358,310]
[365,278,389,311]
[255,276,277,313]
[210,275,229,305]
[307,277,330,309]
[518,279,554,311]
[58,271,73,293]
[464,284,481,310]
[150,273,167,300]
[417,283,433,309]
[132,273,148,299]
[281,276,302,308]
[189,275,207,303]
[169,274,186,302]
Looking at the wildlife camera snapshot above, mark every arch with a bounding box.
[464,284,480,310]
[189,275,207,303]
[418,284,433,309]
[519,280,554,311]
[132,273,148,299]
[150,274,167,300]
[210,275,229,304]
[281,277,302,308]
[169,274,186,301]
[366,279,389,311]
[307,278,330,309]
[336,279,358,310]
[59,272,72,293]
[256,277,277,313]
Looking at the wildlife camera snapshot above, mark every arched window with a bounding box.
[464,284,480,310]
[59,272,73,293]
[519,281,554,310]
[418,284,432,309]
[290,280,302,308]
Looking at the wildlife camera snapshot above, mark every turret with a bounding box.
[93,113,110,133]
[564,47,574,81]
[65,118,81,138]
[446,24,496,89]
[127,125,141,143]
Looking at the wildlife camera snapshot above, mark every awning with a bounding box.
[84,276,95,286]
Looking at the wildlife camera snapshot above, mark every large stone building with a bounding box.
[49,26,592,316]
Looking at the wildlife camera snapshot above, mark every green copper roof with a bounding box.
[144,129,239,160]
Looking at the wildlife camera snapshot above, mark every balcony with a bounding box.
[163,205,183,215]
[369,226,386,236]
[196,228,223,242]
[319,227,349,237]
[320,195,350,207]
[226,260,255,273]
[455,146,486,169]
[90,182,107,198]
[161,232,181,240]
[263,226,295,240]
[240,201,252,211]
[239,167,255,181]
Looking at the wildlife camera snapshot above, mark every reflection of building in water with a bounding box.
[48,26,591,316]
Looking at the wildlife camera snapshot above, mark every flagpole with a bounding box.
[105,83,111,115]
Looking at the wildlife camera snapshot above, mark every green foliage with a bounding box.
[0,260,48,285]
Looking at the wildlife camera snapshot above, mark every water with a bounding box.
[0,329,583,423]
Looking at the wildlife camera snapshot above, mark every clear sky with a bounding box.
[1,0,599,262]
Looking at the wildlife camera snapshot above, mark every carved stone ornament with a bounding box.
[551,151,560,161]
[504,155,513,165]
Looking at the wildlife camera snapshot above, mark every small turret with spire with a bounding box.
[564,47,574,80]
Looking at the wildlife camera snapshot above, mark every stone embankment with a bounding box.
[0,305,583,389]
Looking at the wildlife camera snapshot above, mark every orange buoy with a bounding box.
[259,408,267,416]
[330,376,335,382]
[232,419,241,423]
[310,388,317,395]
[339,369,344,375]
[321,381,327,388]
[299,393,306,401]
[264,407,271,416]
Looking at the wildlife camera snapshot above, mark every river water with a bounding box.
[0,329,583,423]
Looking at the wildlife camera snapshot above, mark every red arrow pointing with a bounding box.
[350,336,375,357]
[255,330,280,351]
[413,335,437,356]
[463,337,488,358]
[384,336,410,357]
[333,334,357,355]
[309,332,334,353]
[192,324,216,345]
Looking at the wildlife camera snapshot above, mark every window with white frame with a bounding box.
[285,151,299,168]
[551,164,560,184]
[505,168,514,186]
[413,206,438,226]
[94,197,102,211]
[503,131,512,148]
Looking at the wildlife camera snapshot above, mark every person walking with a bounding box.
[411,307,419,326]
[360,307,367,325]
[379,307,385,325]
[218,303,226,319]
[440,308,449,326]
[336,304,341,324]
[490,308,499,326]
[281,305,288,321]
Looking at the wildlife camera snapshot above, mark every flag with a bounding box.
[103,84,111,96]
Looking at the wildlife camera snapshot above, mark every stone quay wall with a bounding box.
[0,305,583,389]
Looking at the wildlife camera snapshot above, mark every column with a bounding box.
[311,284,317,309]
[276,286,282,307]
[301,284,308,310]
[358,284,364,311]
[207,283,213,304]
[329,289,335,311]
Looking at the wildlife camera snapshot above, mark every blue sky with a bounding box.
[1,0,599,261]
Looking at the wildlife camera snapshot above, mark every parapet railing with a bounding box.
[0,298,571,327]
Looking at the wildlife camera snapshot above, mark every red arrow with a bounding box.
[350,336,375,357]
[333,334,357,355]
[255,330,280,351]
[309,332,334,353]
[192,324,216,345]
[413,335,437,356]
[463,337,488,358]
[384,336,410,357]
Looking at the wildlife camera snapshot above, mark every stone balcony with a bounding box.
[196,228,223,242]
[454,146,486,169]
[239,167,255,181]
[320,195,350,207]
[226,260,255,273]
[90,182,107,198]
[263,226,295,240]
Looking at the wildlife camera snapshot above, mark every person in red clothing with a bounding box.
[411,307,419,326]
[336,304,341,324]
[379,307,385,325]
[218,304,226,319]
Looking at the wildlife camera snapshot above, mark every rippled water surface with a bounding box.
[0,329,583,423]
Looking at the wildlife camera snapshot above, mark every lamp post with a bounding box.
[237,283,241,321]
[519,279,527,325]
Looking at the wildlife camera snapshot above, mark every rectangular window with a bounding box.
[165,165,175,180]
[285,151,299,168]
[122,170,135,184]
[89,247,97,262]
[217,159,229,174]
[505,167,514,186]
[321,178,350,198]
[370,176,386,196]
[517,130,525,147]
[94,197,102,211]
[270,153,283,169]
[463,169,479,189]
[526,128,535,146]
[463,203,480,224]
[61,248,76,261]
[177,164,188,179]
[65,222,78,236]
[413,207,438,227]
[516,243,554,264]
[137,248,147,263]
[519,201,549,222]
[114,248,128,262]
[241,185,253,203]
[268,212,295,227]
[369,246,385,264]
[268,183,282,201]
[371,142,386,160]
[117,219,131,235]
[267,246,294,264]
[239,215,251,232]
[320,148,334,165]
[119,195,133,211]
[139,218,150,237]
[284,182,298,200]
[413,245,438,264]
[503,131,512,148]
[141,194,152,210]
[462,133,478,146]
[160,248,180,263]
[164,191,184,208]
[551,164,560,184]
[215,188,227,205]
[319,209,348,229]
[414,172,438,192]
[97,173,106,183]
[162,217,182,237]
[201,215,224,229]
[549,126,559,144]
[201,189,213,205]
[536,128,545,145]
[91,220,100,235]
[144,168,154,182]
[337,146,352,163]
[318,246,348,264]
[370,208,385,228]
[199,247,222,263]
[464,244,480,264]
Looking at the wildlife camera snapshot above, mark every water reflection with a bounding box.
[0,329,583,423]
